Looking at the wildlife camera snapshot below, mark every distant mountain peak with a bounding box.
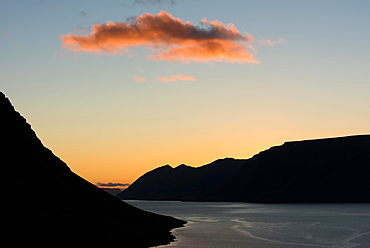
[175,164,193,170]
[155,164,173,169]
[117,157,246,201]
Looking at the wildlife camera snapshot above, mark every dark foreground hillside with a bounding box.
[202,134,370,203]
[117,158,246,201]
[0,92,185,248]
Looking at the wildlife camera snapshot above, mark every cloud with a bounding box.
[259,38,287,46]
[1,31,7,37]
[72,25,90,33]
[78,11,87,17]
[122,0,176,7]
[96,182,131,188]
[61,11,259,64]
[157,75,196,82]
[134,76,146,82]
[52,51,68,59]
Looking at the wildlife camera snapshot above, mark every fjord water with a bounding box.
[127,201,370,248]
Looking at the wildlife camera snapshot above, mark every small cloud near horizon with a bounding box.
[258,38,287,46]
[134,76,146,82]
[1,30,7,37]
[61,11,259,64]
[157,75,196,82]
[96,182,131,188]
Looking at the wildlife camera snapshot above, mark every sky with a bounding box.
[1,0,370,189]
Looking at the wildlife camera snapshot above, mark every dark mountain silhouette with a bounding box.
[118,134,370,203]
[117,158,246,201]
[201,135,370,203]
[99,187,123,196]
[0,92,185,248]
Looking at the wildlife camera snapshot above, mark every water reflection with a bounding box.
[127,201,370,248]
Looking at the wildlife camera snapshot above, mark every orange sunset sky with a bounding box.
[1,0,370,189]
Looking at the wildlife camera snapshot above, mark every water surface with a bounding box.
[127,201,370,248]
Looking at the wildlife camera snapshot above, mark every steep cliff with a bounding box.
[0,92,185,247]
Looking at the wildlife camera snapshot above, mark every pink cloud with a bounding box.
[61,11,259,64]
[134,76,146,82]
[157,75,196,82]
[258,38,287,46]
[1,31,7,37]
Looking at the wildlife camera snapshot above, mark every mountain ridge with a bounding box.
[201,134,370,203]
[119,134,370,203]
[117,157,246,201]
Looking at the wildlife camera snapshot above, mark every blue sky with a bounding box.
[1,0,370,185]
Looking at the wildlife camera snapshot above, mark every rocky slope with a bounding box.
[0,92,185,247]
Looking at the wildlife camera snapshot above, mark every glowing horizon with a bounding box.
[2,0,370,186]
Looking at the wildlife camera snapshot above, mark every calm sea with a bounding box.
[126,200,370,248]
